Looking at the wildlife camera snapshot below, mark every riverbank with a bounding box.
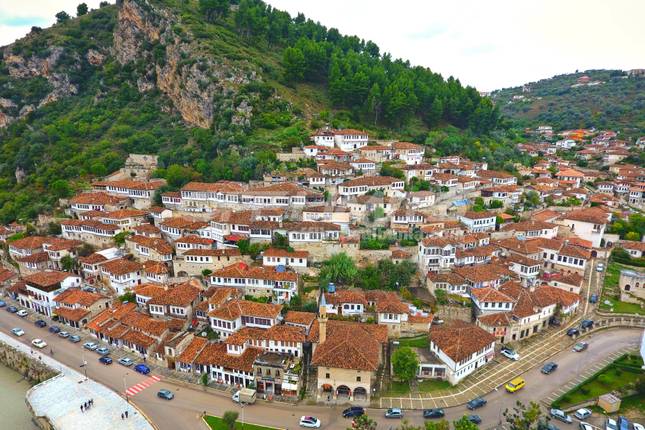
[0,341,58,384]
[0,363,38,430]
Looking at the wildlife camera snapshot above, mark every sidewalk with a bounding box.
[0,331,155,430]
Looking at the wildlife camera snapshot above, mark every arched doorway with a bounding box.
[336,385,351,399]
[354,387,367,400]
[177,271,188,277]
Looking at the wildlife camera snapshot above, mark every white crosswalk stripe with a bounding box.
[123,375,162,397]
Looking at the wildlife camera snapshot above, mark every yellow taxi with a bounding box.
[505,377,525,393]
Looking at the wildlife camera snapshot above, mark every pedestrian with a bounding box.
[125,410,128,418]
[80,405,83,413]
[90,399,94,406]
[121,413,124,420]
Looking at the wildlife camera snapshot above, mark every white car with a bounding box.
[299,416,321,428]
[83,342,98,351]
[17,309,28,317]
[11,327,25,336]
[31,338,47,349]
[632,424,644,430]
[579,423,593,430]
[574,408,592,420]
[606,418,618,430]
[500,347,520,361]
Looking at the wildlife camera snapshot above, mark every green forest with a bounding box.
[0,0,522,223]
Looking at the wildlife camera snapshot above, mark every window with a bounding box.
[356,376,361,382]
[325,373,330,379]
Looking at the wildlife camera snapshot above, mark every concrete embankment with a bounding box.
[0,341,58,385]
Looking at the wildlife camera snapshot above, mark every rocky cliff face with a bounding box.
[114,0,254,128]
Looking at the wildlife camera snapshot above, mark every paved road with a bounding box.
[0,309,640,430]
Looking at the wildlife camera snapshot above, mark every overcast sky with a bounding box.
[1,0,643,90]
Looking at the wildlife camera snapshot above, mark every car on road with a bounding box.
[632,423,644,430]
[35,319,47,328]
[99,356,113,365]
[31,338,47,349]
[566,328,580,337]
[573,342,588,352]
[580,319,594,329]
[596,263,604,272]
[579,423,593,430]
[505,377,526,393]
[549,316,562,327]
[432,319,445,325]
[500,346,520,361]
[606,418,618,430]
[96,347,110,356]
[538,421,560,430]
[468,415,482,425]
[69,335,81,343]
[11,327,25,336]
[385,408,403,419]
[589,294,598,304]
[618,417,630,430]
[550,409,573,424]
[7,305,18,313]
[48,325,61,334]
[574,409,592,420]
[17,309,28,317]
[134,363,150,375]
[0,300,6,307]
[157,389,174,400]
[83,342,98,351]
[118,357,134,367]
[467,398,487,410]
[342,407,364,418]
[299,416,320,428]
[423,409,445,419]
[58,331,69,338]
[541,362,558,374]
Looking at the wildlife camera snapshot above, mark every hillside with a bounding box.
[492,69,645,135]
[0,0,505,223]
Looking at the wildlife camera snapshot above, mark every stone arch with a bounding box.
[177,271,189,277]
[354,387,368,400]
[624,284,631,291]
[336,385,351,398]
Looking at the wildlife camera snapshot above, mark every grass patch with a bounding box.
[552,354,644,409]
[383,379,453,396]
[598,263,645,315]
[398,335,429,349]
[417,379,452,393]
[204,415,281,430]
[620,393,645,414]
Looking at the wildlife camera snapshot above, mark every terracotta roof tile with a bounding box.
[430,320,496,362]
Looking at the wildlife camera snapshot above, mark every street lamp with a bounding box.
[80,352,88,381]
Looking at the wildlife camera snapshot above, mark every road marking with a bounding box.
[124,375,162,397]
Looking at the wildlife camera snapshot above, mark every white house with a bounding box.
[460,211,497,233]
[559,207,611,248]
[22,271,82,317]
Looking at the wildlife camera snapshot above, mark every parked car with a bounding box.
[423,409,445,419]
[118,357,134,367]
[58,331,70,338]
[573,342,588,352]
[385,408,403,419]
[157,389,175,401]
[467,398,487,410]
[468,415,482,425]
[500,346,520,361]
[432,319,445,325]
[589,294,598,304]
[606,418,618,430]
[69,335,81,343]
[11,327,25,336]
[134,363,150,375]
[17,309,28,317]
[96,347,110,356]
[566,328,580,337]
[99,356,113,365]
[7,305,18,313]
[574,409,592,420]
[579,423,593,430]
[0,300,6,307]
[632,423,644,430]
[34,319,46,328]
[617,417,630,430]
[48,325,61,334]
[596,264,604,272]
[83,342,98,351]
[580,320,594,329]
[505,377,526,393]
[342,407,364,418]
[538,421,561,430]
[549,316,562,327]
[299,416,320,428]
[31,338,47,349]
[550,409,573,424]
[541,362,558,374]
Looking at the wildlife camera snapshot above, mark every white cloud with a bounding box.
[1,0,643,90]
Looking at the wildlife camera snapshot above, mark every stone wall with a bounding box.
[0,341,58,385]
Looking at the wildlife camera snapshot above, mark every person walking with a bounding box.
[121,413,124,420]
[125,410,128,418]
[80,405,83,413]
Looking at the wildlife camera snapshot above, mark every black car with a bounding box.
[580,319,594,329]
[566,328,580,337]
[549,316,561,327]
[541,362,558,374]
[35,319,47,328]
[6,305,18,313]
[423,409,445,419]
[589,294,598,304]
[467,398,487,410]
[342,407,364,418]
[48,325,61,334]
[468,415,482,425]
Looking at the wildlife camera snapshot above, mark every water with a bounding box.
[0,364,37,430]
